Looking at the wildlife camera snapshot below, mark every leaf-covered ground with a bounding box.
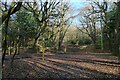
[2,45,120,79]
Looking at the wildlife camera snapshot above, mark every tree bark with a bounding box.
[2,17,10,66]
[112,1,120,56]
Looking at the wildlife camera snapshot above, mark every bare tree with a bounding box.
[77,5,98,48]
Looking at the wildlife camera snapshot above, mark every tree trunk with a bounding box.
[112,1,120,56]
[102,27,110,51]
[2,16,10,66]
[11,36,21,64]
[100,15,104,50]
[11,44,18,64]
[58,36,62,51]
[9,40,12,55]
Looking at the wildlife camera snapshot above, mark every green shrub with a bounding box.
[78,38,92,45]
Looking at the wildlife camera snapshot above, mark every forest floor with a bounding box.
[2,45,120,79]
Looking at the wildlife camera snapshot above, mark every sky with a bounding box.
[68,0,116,26]
[68,0,90,26]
